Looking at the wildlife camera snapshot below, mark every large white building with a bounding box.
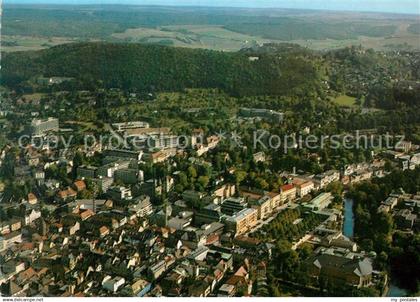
[313,170,340,189]
[30,118,59,136]
[0,232,22,252]
[129,196,154,217]
[24,209,42,225]
[102,276,125,293]
[224,208,258,236]
[112,121,150,131]
[303,193,333,211]
[293,178,315,197]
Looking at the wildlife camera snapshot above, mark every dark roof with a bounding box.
[308,254,372,277]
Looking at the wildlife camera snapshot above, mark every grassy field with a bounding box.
[333,95,358,107]
[111,27,179,40]
[2,35,75,52]
[64,121,99,132]
[2,5,419,52]
[111,25,271,51]
[110,22,419,52]
[22,93,46,101]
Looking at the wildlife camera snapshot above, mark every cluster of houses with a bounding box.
[378,191,420,232]
[1,116,418,297]
[0,166,385,297]
[0,180,278,296]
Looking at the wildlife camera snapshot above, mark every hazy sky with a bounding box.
[4,0,420,14]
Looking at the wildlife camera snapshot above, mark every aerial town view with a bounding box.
[0,0,419,300]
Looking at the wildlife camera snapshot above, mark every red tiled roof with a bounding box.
[73,180,86,192]
[99,226,109,235]
[80,209,94,220]
[18,267,37,281]
[57,188,77,199]
[234,266,248,278]
[267,191,280,198]
[27,193,37,202]
[281,184,295,192]
[206,233,219,245]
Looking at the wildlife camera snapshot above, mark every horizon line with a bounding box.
[3,1,420,16]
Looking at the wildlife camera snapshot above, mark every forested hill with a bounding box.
[1,42,321,96]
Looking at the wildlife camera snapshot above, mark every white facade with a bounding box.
[103,276,125,293]
[298,181,315,197]
[24,209,42,225]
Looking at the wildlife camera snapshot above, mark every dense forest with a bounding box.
[3,41,419,110]
[1,42,322,96]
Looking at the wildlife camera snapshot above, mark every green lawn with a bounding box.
[22,93,46,101]
[333,95,358,107]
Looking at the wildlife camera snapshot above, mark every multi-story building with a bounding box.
[104,149,143,161]
[190,128,204,148]
[122,279,152,297]
[23,209,42,225]
[0,231,22,252]
[112,121,150,131]
[129,196,154,217]
[167,212,194,230]
[195,204,223,225]
[377,196,399,213]
[305,253,373,288]
[77,165,98,179]
[303,192,333,211]
[56,188,77,203]
[242,189,274,220]
[182,190,205,204]
[268,191,282,208]
[103,276,126,293]
[224,208,258,236]
[92,177,113,193]
[115,168,144,184]
[292,178,315,197]
[213,184,236,199]
[313,170,340,189]
[143,150,173,163]
[351,170,373,184]
[221,197,248,216]
[280,184,297,203]
[395,140,412,153]
[239,108,284,124]
[108,186,132,202]
[148,260,168,280]
[30,118,59,136]
[97,160,131,178]
[250,195,273,220]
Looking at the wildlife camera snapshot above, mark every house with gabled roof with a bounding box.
[305,253,373,288]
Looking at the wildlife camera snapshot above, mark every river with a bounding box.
[343,198,354,238]
[387,283,408,297]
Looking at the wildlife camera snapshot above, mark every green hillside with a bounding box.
[1,42,321,96]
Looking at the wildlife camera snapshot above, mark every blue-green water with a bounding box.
[343,198,354,238]
[387,283,408,297]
